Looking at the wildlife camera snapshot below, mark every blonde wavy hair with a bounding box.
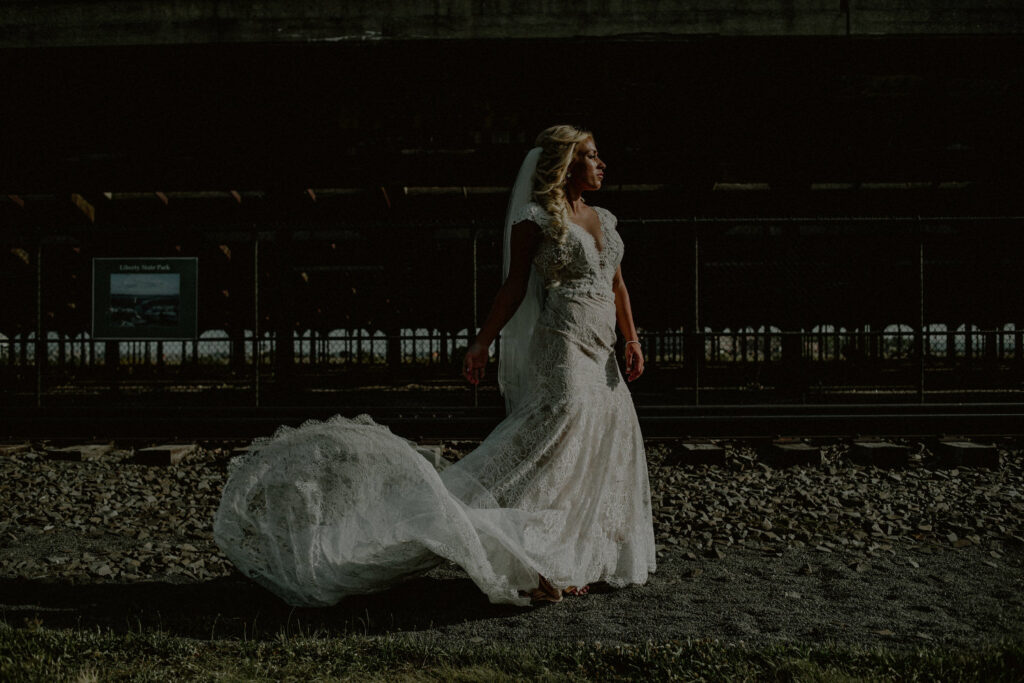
[532,124,593,242]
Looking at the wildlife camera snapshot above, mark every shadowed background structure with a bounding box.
[1,1,1023,437]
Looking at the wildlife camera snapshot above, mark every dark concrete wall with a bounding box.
[2,1,1022,48]
[3,36,1023,193]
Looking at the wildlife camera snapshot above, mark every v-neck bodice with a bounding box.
[570,213,605,254]
[513,201,623,296]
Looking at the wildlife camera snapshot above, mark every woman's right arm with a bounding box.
[462,220,541,385]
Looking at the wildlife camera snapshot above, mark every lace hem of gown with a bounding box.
[215,412,655,607]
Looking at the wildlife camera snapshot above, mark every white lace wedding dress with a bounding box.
[214,202,656,606]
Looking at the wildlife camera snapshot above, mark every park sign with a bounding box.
[92,258,198,340]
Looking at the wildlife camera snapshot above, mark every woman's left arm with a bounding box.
[612,265,644,382]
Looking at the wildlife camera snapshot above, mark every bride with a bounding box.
[214,125,657,606]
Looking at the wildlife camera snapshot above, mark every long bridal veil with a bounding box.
[497,146,545,413]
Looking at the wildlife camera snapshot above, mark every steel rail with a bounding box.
[2,403,1022,442]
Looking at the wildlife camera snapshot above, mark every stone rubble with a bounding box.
[0,437,1020,583]
[646,439,1023,561]
[0,445,232,583]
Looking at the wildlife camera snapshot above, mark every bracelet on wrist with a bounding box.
[625,340,641,346]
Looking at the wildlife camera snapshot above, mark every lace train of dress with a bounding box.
[213,203,657,606]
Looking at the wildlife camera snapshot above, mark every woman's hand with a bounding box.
[625,343,645,382]
[460,220,540,387]
[462,342,489,385]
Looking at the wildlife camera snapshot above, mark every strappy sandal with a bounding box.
[520,588,562,604]
[518,575,562,604]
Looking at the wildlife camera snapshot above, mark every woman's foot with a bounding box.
[563,584,589,597]
[518,575,562,604]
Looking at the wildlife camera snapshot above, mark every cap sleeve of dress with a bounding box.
[594,206,618,231]
[511,202,548,228]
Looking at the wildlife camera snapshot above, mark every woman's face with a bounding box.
[568,137,606,192]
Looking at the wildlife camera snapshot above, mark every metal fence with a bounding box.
[2,324,1018,368]
[2,214,1022,407]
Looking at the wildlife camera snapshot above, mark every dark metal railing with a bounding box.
[1,214,1022,407]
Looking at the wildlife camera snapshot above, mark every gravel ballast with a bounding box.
[0,437,1021,652]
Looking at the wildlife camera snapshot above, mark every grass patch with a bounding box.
[1,622,1022,681]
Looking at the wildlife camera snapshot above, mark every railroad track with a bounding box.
[2,403,1023,442]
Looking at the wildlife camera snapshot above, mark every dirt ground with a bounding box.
[1,541,1021,653]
